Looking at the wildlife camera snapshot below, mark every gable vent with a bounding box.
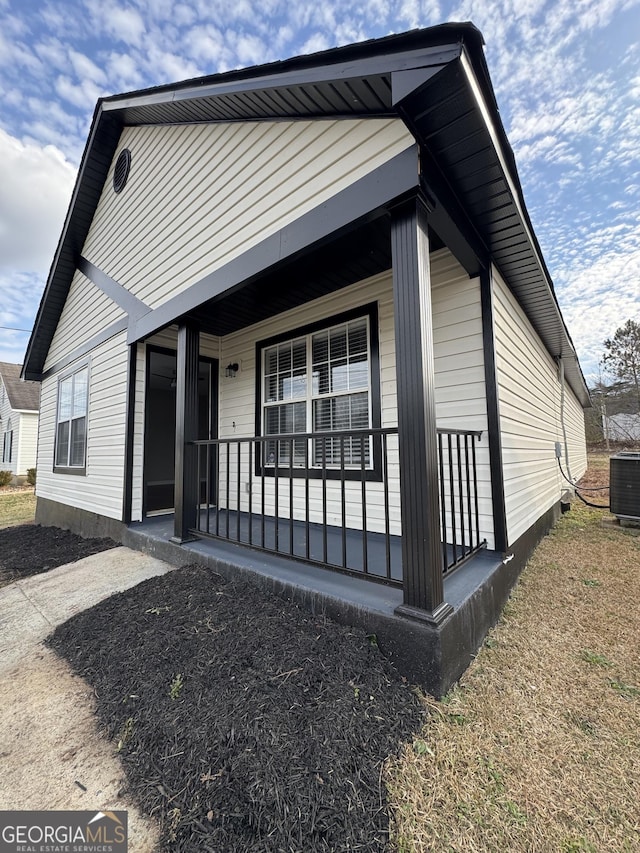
[113,148,131,193]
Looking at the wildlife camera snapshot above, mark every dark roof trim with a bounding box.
[22,111,122,381]
[129,145,419,344]
[455,49,589,406]
[102,45,461,115]
[101,25,479,111]
[78,256,149,318]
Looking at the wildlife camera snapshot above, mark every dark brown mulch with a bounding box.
[0,524,117,585]
[48,564,425,852]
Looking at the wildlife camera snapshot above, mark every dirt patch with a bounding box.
[0,646,160,851]
[0,524,117,587]
[48,564,425,852]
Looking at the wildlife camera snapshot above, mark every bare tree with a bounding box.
[602,319,640,411]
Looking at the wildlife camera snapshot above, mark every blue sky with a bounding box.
[0,0,638,383]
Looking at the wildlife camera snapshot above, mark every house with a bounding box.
[22,23,589,695]
[603,413,640,442]
[0,362,40,482]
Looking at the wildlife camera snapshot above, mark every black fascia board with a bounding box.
[100,25,483,114]
[451,46,589,399]
[22,107,123,380]
[102,45,462,116]
[402,46,589,406]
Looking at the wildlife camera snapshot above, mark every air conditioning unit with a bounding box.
[610,452,640,523]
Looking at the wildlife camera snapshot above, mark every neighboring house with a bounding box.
[23,24,589,695]
[0,362,40,481]
[603,413,640,442]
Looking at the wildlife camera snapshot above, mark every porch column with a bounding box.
[171,322,199,544]
[480,266,508,553]
[121,343,137,524]
[391,193,453,625]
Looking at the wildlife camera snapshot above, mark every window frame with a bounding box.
[255,303,382,481]
[53,361,90,476]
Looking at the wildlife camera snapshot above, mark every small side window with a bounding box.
[54,365,88,474]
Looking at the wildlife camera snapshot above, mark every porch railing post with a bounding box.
[391,192,453,625]
[171,322,199,544]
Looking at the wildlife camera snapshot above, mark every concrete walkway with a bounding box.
[0,546,172,674]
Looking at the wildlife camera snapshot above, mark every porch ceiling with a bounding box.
[180,216,444,338]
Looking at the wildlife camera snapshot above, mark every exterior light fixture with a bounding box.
[225,362,239,378]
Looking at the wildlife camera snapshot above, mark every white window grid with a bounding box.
[261,316,373,469]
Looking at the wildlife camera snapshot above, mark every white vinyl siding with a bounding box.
[493,266,587,545]
[44,268,125,371]
[82,119,415,310]
[37,332,129,519]
[16,412,38,475]
[0,381,15,475]
[431,250,493,550]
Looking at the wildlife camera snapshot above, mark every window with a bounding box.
[2,420,12,464]
[54,365,88,472]
[257,305,380,478]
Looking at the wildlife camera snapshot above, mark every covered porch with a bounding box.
[125,181,504,629]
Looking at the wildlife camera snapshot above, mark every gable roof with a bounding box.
[0,362,40,411]
[22,22,590,407]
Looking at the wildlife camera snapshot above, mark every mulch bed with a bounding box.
[48,564,425,852]
[0,524,117,585]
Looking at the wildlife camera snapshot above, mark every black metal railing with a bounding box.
[191,426,484,584]
[437,429,485,572]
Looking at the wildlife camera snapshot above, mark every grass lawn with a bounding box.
[0,489,36,529]
[387,453,640,852]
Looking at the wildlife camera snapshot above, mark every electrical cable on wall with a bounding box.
[557,357,610,508]
[558,357,574,483]
[556,457,610,509]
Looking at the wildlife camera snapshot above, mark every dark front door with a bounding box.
[144,347,218,514]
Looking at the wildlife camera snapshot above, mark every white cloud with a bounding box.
[105,51,145,89]
[299,32,332,55]
[33,37,69,72]
[0,30,43,74]
[68,49,108,85]
[83,0,147,47]
[0,129,75,277]
[556,246,640,379]
[54,74,105,109]
[143,43,202,82]
[234,33,271,66]
[173,3,197,26]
